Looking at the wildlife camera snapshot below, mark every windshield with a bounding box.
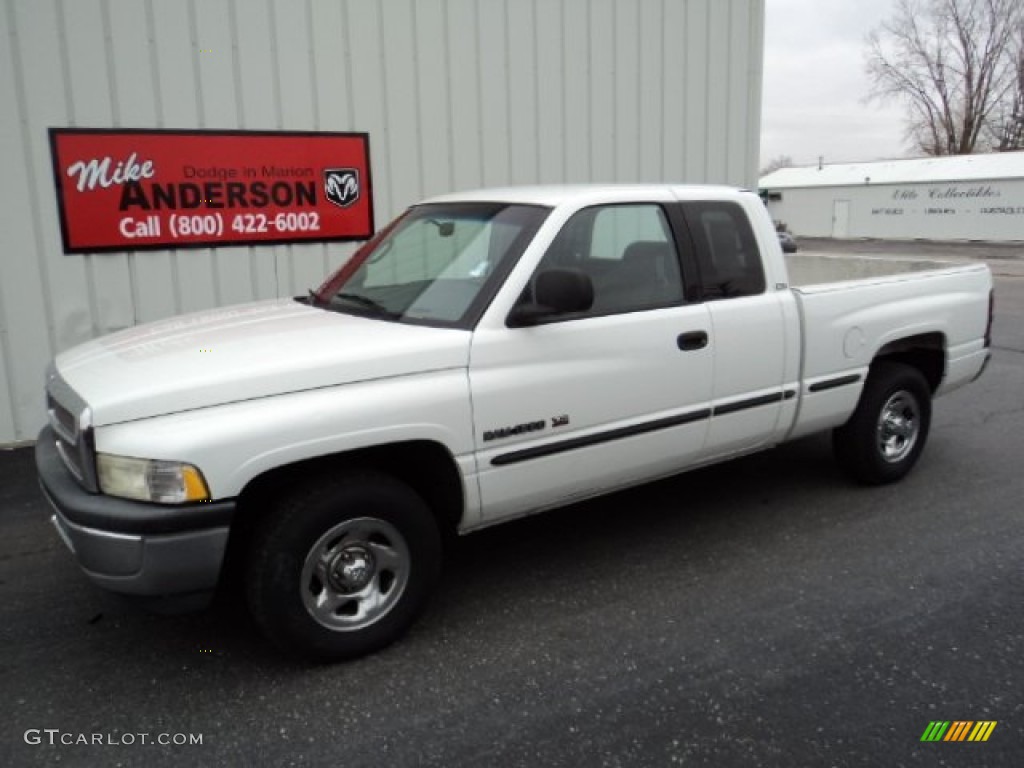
[313,202,550,328]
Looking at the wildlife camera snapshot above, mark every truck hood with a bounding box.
[55,299,471,426]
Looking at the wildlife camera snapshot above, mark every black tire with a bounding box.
[832,361,932,485]
[246,471,442,662]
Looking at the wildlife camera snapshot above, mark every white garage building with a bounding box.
[0,0,766,445]
[759,152,1024,242]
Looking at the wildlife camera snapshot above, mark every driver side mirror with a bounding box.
[506,268,594,327]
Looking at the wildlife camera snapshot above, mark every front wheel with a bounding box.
[832,361,932,485]
[246,472,442,661]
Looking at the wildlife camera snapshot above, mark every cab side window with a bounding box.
[683,202,766,299]
[528,203,685,318]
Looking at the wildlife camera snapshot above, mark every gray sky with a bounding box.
[760,0,911,170]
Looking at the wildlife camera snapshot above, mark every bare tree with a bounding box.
[759,154,794,176]
[990,24,1024,150]
[867,0,1023,155]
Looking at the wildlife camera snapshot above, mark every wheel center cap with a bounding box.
[329,545,375,593]
[885,414,911,438]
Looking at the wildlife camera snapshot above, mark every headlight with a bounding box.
[96,454,211,503]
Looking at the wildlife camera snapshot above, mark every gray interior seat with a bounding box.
[594,241,681,311]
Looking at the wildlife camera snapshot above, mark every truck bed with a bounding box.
[783,252,991,442]
[785,252,967,288]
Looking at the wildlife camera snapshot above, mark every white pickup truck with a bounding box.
[37,185,993,660]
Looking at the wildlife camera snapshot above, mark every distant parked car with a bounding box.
[778,231,798,253]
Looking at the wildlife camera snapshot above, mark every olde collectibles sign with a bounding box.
[49,128,374,253]
[874,183,1022,219]
[856,180,1024,239]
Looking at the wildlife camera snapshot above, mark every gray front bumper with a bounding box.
[44,492,229,595]
[36,427,234,598]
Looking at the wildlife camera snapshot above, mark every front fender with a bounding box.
[94,370,476,500]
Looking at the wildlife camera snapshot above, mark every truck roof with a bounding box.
[420,184,751,208]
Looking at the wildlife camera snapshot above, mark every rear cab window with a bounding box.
[680,201,766,300]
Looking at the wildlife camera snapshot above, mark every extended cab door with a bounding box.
[468,199,713,526]
[677,199,791,457]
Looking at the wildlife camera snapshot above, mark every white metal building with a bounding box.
[0,0,766,445]
[759,152,1024,241]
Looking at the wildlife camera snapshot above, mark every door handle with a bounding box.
[677,331,708,351]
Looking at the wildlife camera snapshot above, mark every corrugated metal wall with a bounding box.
[0,0,765,444]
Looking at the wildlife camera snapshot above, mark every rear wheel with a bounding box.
[832,361,932,485]
[246,471,441,661]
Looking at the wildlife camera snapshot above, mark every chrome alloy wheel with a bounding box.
[300,517,410,631]
[876,390,920,464]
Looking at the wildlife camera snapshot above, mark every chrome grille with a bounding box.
[55,436,84,482]
[47,393,77,442]
[45,363,99,493]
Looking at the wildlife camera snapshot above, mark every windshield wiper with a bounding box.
[331,292,398,318]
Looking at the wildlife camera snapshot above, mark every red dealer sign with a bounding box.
[49,128,374,253]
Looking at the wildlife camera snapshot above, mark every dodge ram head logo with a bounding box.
[323,169,360,208]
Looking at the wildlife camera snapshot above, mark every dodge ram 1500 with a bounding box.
[37,185,993,660]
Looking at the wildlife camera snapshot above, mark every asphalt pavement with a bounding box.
[1,242,1022,767]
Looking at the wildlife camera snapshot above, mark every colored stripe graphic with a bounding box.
[921,721,950,741]
[920,721,996,742]
[968,722,997,742]
[944,721,972,741]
